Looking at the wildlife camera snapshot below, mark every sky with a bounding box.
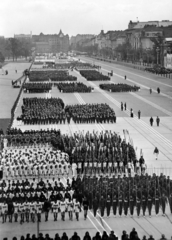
[0,0,172,38]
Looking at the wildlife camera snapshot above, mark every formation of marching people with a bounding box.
[0,173,172,226]
[55,82,92,93]
[23,83,52,93]
[29,70,77,82]
[79,70,110,81]
[17,98,65,125]
[2,129,140,176]
[99,84,140,93]
[65,104,116,124]
[0,147,70,179]
[74,173,172,218]
[17,100,116,125]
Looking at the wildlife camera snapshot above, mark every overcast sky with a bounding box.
[0,0,172,38]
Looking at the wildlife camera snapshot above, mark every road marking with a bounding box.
[83,57,172,88]
[88,81,172,150]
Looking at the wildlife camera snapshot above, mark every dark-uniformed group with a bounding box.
[73,174,172,218]
[23,83,52,93]
[55,82,92,93]
[29,70,77,82]
[80,70,110,81]
[17,100,116,125]
[65,104,116,124]
[99,83,140,93]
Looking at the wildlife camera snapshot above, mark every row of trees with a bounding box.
[0,38,31,62]
[72,36,172,65]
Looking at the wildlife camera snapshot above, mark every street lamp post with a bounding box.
[156,47,160,65]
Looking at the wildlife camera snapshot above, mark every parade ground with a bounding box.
[0,59,172,239]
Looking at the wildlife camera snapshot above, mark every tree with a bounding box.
[7,38,21,61]
[0,51,5,63]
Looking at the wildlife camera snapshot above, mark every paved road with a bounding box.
[5,59,172,240]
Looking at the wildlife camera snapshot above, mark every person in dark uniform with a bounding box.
[92,197,98,217]
[43,199,51,221]
[124,103,127,111]
[83,197,89,220]
[106,195,111,218]
[118,193,123,217]
[121,102,124,111]
[124,76,127,80]
[129,195,134,217]
[169,193,172,214]
[156,117,160,127]
[141,194,147,217]
[7,200,14,223]
[136,197,141,217]
[147,194,153,217]
[138,110,141,119]
[157,87,160,94]
[99,196,105,218]
[155,193,160,216]
[112,194,117,217]
[161,193,167,216]
[124,196,129,217]
[130,109,134,118]
[150,117,154,126]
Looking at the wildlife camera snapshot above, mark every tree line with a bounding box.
[0,37,31,63]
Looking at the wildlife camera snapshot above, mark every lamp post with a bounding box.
[156,47,160,65]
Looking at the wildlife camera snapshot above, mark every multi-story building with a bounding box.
[32,30,69,54]
[70,34,95,49]
[14,33,32,41]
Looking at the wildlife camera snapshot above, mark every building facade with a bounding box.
[32,30,69,54]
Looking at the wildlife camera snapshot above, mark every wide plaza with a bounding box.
[0,57,172,239]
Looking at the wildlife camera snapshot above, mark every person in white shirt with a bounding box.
[13,201,20,222]
[74,199,80,221]
[30,201,36,223]
[72,162,77,178]
[1,201,8,223]
[24,200,30,222]
[67,199,74,220]
[19,201,25,224]
[52,200,59,221]
[60,198,66,221]
[36,200,42,222]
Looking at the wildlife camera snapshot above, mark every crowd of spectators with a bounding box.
[79,70,110,81]
[29,71,77,82]
[23,83,52,93]
[2,228,170,240]
[55,82,92,93]
[99,84,140,92]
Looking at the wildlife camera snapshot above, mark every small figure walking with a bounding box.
[157,87,160,94]
[130,108,134,118]
[150,88,152,94]
[121,102,123,111]
[150,117,154,126]
[138,110,141,119]
[156,116,160,127]
[124,102,127,111]
[124,75,127,80]
[153,147,159,160]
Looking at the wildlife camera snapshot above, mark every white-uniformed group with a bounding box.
[0,147,70,179]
